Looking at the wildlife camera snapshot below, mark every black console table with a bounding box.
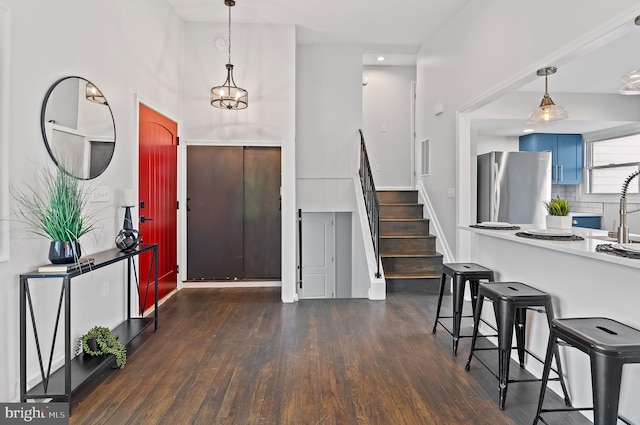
[19,244,158,410]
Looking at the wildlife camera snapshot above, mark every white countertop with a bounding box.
[461,224,640,270]
[463,222,640,420]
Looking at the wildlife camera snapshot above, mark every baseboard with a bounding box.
[181,281,282,288]
[416,182,454,263]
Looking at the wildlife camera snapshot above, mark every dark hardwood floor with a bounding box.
[70,287,590,425]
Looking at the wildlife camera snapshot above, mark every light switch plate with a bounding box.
[91,186,110,202]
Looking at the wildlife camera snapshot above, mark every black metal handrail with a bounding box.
[358,129,381,278]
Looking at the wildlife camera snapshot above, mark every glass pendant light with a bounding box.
[619,16,640,95]
[210,0,248,110]
[619,70,640,95]
[528,67,568,124]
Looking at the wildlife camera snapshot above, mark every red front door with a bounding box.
[138,104,178,312]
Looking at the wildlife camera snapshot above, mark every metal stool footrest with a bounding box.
[466,346,564,385]
[537,409,633,425]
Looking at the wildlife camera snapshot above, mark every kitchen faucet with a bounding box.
[618,170,640,243]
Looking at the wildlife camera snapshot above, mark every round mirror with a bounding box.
[40,76,116,179]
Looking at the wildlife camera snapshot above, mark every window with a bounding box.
[587,133,640,195]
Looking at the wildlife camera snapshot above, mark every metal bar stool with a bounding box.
[465,282,570,410]
[432,263,494,356]
[534,317,640,425]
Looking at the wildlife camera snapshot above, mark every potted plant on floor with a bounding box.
[11,163,97,263]
[76,326,127,369]
[544,196,571,230]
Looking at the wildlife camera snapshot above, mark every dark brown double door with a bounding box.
[186,146,281,280]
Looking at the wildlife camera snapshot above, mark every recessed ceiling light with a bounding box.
[377,56,385,62]
[523,128,535,133]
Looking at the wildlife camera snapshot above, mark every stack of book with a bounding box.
[38,257,95,273]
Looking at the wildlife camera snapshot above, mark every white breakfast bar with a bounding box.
[462,224,640,424]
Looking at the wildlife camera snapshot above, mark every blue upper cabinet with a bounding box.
[519,133,583,185]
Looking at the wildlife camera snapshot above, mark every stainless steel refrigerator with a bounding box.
[477,151,552,225]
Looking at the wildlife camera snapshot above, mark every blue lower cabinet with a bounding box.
[572,216,601,229]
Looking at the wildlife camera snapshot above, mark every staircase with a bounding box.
[378,190,442,293]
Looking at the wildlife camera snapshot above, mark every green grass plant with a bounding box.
[544,197,570,216]
[11,164,96,242]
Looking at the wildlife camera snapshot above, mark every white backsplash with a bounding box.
[550,185,640,231]
[551,185,604,214]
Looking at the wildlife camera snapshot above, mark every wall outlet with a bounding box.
[91,186,110,203]
[102,281,110,296]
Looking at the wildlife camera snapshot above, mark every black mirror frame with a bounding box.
[40,76,116,180]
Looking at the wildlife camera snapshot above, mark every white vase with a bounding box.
[546,215,572,230]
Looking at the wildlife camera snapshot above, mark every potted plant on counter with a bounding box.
[11,163,97,264]
[544,196,571,230]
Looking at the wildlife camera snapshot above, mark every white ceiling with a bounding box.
[473,17,640,138]
[167,1,640,136]
[166,0,471,65]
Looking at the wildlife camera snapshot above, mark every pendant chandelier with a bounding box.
[86,82,107,105]
[210,0,248,110]
[528,66,568,124]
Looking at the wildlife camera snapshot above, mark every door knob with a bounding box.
[140,216,154,223]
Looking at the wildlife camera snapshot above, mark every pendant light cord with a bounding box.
[227,5,232,65]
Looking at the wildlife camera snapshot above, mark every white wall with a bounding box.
[415,0,640,257]
[0,0,183,402]
[295,44,363,211]
[296,44,378,298]
[362,65,416,189]
[181,22,298,302]
[296,44,362,183]
[335,212,352,298]
[474,134,518,155]
[182,23,295,142]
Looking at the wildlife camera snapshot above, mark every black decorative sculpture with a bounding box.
[115,196,141,252]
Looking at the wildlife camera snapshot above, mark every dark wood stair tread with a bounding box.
[382,253,442,259]
[380,218,428,221]
[380,235,434,239]
[377,190,443,291]
[384,272,441,279]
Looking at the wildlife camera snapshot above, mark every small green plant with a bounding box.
[11,163,96,242]
[75,326,127,369]
[544,197,570,216]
